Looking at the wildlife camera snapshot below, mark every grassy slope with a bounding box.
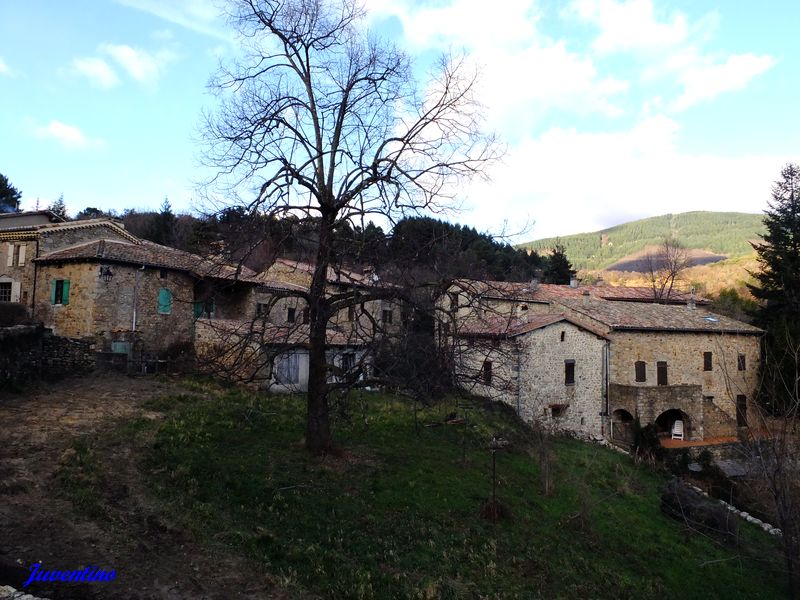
[519,212,765,271]
[134,382,785,599]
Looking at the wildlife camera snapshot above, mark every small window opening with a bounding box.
[635,361,646,382]
[565,359,575,385]
[703,351,713,371]
[560,331,565,342]
[482,360,492,385]
[738,354,746,371]
[287,307,296,323]
[657,361,668,386]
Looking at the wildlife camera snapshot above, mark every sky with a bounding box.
[1,0,798,242]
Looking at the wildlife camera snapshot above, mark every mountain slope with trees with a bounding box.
[519,211,765,271]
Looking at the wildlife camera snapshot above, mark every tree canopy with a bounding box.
[0,173,22,213]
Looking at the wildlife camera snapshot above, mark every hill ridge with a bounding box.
[519,211,765,271]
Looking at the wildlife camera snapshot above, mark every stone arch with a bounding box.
[655,408,691,438]
[611,409,635,446]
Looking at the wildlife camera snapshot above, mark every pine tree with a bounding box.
[0,173,22,213]
[48,194,69,220]
[543,243,574,284]
[749,163,800,414]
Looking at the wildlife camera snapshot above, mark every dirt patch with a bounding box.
[0,374,301,600]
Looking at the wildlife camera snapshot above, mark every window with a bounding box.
[347,305,355,321]
[657,361,668,386]
[560,331,565,342]
[157,288,172,314]
[159,269,168,279]
[194,299,215,318]
[256,302,269,318]
[551,405,566,418]
[341,352,355,372]
[287,307,296,323]
[738,354,746,371]
[0,282,11,302]
[275,352,300,384]
[634,361,646,382]
[51,279,70,305]
[703,352,713,372]
[6,243,25,267]
[565,359,575,385]
[482,360,492,385]
[736,395,748,427]
[302,307,310,324]
[382,309,393,324]
[449,292,459,310]
[520,304,528,312]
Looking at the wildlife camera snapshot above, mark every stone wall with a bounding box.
[34,263,195,356]
[0,325,93,386]
[517,322,607,437]
[610,383,705,440]
[455,320,608,438]
[608,330,759,432]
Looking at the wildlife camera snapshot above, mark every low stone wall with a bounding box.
[0,325,94,386]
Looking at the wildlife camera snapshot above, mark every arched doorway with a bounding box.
[612,409,634,446]
[655,409,690,439]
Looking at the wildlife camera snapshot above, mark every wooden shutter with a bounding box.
[158,288,172,314]
[635,361,646,382]
[18,245,25,266]
[61,280,70,305]
[657,361,668,385]
[6,244,13,267]
[51,280,57,304]
[703,352,712,371]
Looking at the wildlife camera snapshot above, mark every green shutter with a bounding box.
[50,280,57,304]
[158,288,172,314]
[193,301,203,318]
[62,280,70,305]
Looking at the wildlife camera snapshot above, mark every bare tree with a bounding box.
[644,238,691,302]
[202,0,499,454]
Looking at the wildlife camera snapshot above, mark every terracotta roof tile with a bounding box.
[35,238,260,282]
[556,296,762,334]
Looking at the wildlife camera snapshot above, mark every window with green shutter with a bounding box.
[158,288,172,314]
[51,279,70,305]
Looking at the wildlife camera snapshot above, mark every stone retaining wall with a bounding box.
[0,325,94,386]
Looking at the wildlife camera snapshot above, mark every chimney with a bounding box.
[687,286,696,310]
[569,277,578,288]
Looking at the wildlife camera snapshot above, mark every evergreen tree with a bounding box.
[0,173,22,213]
[48,194,69,220]
[749,163,800,414]
[542,243,574,284]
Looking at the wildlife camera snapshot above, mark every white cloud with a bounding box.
[672,53,775,111]
[116,0,228,39]
[0,56,9,74]
[72,57,120,88]
[568,0,688,53]
[34,120,105,151]
[367,0,628,133]
[99,43,175,85]
[463,118,788,241]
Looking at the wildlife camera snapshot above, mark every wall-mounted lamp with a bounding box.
[99,265,114,282]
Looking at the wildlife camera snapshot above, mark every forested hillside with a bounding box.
[520,212,765,271]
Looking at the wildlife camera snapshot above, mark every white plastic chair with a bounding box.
[671,419,685,440]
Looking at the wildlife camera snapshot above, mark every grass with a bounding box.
[135,384,785,599]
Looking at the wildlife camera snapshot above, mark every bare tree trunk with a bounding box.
[306,212,335,454]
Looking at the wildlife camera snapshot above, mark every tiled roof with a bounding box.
[450,278,710,305]
[269,257,380,287]
[35,238,260,282]
[197,318,372,346]
[556,296,762,334]
[457,313,609,339]
[0,218,139,242]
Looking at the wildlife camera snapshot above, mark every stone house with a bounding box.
[30,236,260,356]
[444,278,760,443]
[554,296,762,442]
[454,313,609,438]
[0,212,136,311]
